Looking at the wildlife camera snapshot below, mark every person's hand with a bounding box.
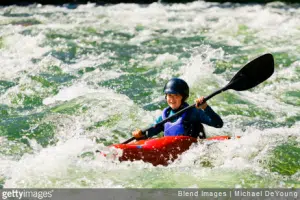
[132,129,143,139]
[195,96,208,110]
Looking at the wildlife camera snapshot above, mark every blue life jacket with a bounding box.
[161,107,188,136]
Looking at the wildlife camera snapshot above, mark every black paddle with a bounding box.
[122,53,274,144]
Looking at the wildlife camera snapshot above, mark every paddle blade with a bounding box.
[227,53,274,91]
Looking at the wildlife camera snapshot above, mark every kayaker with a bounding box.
[132,78,223,139]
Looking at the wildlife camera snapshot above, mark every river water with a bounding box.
[0,1,299,188]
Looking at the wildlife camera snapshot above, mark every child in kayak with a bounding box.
[132,78,223,139]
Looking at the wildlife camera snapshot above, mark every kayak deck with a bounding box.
[106,135,233,166]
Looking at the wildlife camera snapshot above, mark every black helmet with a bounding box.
[163,78,189,101]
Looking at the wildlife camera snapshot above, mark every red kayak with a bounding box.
[100,135,237,166]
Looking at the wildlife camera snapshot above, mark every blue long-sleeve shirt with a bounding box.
[145,104,223,138]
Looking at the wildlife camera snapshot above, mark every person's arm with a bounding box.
[198,106,223,128]
[145,116,164,138]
